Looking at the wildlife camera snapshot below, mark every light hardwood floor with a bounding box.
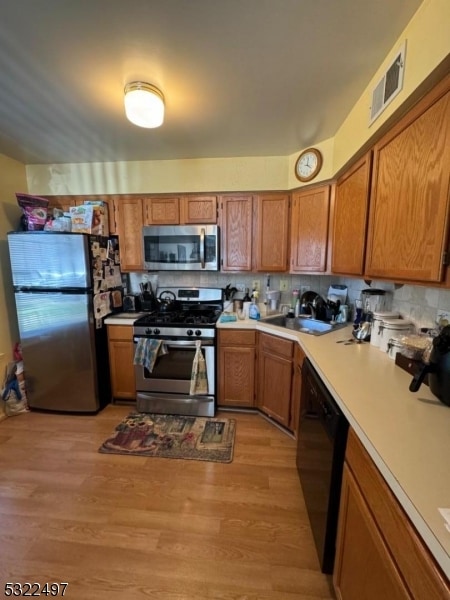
[0,405,334,599]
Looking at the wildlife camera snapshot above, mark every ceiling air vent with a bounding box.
[369,41,406,126]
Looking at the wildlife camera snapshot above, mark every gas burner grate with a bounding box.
[184,314,215,325]
[134,308,221,327]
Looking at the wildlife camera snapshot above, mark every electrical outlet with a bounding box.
[437,310,450,326]
[252,280,260,292]
[280,279,289,292]
[142,274,149,282]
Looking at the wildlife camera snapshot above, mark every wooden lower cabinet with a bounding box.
[218,328,305,432]
[107,325,135,400]
[218,329,256,407]
[334,464,411,599]
[257,332,294,427]
[289,343,306,434]
[334,428,450,600]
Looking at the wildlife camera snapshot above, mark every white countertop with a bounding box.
[104,312,147,325]
[108,311,450,577]
[218,316,450,580]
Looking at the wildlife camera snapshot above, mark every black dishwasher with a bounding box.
[296,358,349,574]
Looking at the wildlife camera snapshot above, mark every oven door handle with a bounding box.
[133,338,213,348]
[200,227,205,268]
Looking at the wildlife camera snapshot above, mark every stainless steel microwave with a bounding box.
[142,225,219,271]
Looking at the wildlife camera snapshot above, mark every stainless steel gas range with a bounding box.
[133,287,223,417]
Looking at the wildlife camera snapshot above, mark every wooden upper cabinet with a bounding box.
[116,197,144,271]
[182,195,217,223]
[144,196,181,225]
[254,193,290,272]
[219,194,253,271]
[332,152,372,276]
[143,195,217,225]
[290,184,330,273]
[365,76,450,283]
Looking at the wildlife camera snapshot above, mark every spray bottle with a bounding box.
[249,290,261,320]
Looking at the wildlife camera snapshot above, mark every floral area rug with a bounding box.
[98,412,235,463]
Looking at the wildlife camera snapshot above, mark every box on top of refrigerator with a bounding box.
[69,201,109,236]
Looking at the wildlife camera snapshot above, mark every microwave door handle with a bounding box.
[200,227,205,268]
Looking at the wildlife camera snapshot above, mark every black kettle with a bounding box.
[157,290,181,313]
[409,325,450,406]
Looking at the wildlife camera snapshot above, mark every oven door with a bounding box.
[134,337,216,417]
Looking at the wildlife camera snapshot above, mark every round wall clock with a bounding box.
[294,148,323,182]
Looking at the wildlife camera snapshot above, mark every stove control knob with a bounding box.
[153,328,160,335]
[145,328,152,335]
[195,330,202,337]
[187,329,194,336]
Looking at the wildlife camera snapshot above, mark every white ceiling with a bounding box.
[0,0,423,165]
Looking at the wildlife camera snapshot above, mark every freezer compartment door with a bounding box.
[8,232,91,289]
[14,292,103,412]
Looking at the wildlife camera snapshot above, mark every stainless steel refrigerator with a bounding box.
[7,231,124,412]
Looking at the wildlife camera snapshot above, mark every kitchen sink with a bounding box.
[260,314,347,336]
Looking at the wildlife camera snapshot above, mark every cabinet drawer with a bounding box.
[219,329,256,346]
[259,332,293,359]
[107,325,133,341]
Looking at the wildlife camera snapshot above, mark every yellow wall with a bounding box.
[333,0,450,172]
[24,0,450,196]
[0,155,27,363]
[26,155,288,195]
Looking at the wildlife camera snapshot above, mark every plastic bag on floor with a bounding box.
[1,361,29,417]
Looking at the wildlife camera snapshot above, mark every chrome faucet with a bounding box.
[307,302,317,319]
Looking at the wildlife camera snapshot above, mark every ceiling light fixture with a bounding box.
[124,82,165,128]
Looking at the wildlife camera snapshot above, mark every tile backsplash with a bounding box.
[127,271,450,331]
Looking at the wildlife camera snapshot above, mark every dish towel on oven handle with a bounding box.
[190,339,208,395]
[133,338,168,373]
